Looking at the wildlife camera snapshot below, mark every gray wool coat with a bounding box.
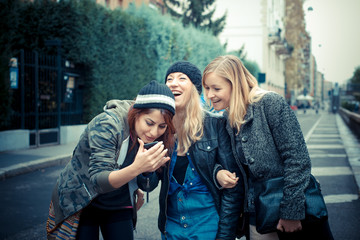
[224,91,311,221]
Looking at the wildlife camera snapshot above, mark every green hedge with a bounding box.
[0,0,225,124]
[125,4,225,81]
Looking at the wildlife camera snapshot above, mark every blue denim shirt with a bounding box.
[165,150,219,239]
[168,151,208,196]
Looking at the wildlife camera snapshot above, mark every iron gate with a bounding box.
[7,49,84,147]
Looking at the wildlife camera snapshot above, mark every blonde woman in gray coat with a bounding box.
[202,55,334,240]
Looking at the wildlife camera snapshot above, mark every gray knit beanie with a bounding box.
[165,61,202,94]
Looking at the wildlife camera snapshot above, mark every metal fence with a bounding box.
[6,49,84,147]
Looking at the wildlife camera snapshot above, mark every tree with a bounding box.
[350,66,360,101]
[228,46,261,80]
[227,44,247,61]
[351,66,360,84]
[163,0,226,36]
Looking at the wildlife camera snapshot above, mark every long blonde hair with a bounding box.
[174,85,204,155]
[202,55,268,133]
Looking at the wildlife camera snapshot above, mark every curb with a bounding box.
[0,154,71,180]
[336,114,360,196]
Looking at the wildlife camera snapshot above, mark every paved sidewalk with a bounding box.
[0,142,77,180]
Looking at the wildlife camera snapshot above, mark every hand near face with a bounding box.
[216,169,239,188]
[133,138,170,173]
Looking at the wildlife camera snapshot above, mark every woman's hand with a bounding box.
[277,219,302,232]
[132,138,170,174]
[135,189,145,211]
[216,169,239,188]
[108,139,169,189]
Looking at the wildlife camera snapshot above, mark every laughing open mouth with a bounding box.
[172,91,182,97]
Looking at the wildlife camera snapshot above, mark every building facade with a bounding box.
[261,0,290,97]
[261,0,323,105]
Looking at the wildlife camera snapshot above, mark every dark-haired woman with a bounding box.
[46,80,176,240]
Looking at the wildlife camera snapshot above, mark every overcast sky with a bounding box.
[214,0,360,84]
[214,0,263,65]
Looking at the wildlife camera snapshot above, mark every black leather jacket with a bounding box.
[139,111,244,240]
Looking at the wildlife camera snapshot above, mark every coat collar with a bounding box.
[223,103,255,130]
[243,104,254,123]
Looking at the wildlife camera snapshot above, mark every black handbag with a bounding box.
[254,174,328,234]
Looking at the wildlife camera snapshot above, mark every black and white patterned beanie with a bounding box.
[133,80,175,115]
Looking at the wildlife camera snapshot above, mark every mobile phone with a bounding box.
[144,141,159,149]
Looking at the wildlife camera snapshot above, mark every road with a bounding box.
[0,110,359,239]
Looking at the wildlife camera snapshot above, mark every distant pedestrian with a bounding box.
[314,101,320,114]
[202,55,334,240]
[46,80,176,240]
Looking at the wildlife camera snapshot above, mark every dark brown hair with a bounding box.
[127,107,176,154]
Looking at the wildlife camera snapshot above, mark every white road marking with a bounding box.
[315,128,337,130]
[307,144,344,149]
[308,139,342,143]
[305,117,322,142]
[312,167,353,176]
[324,194,359,204]
[303,115,360,206]
[309,154,347,158]
[310,134,340,138]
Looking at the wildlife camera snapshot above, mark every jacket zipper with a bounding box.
[163,161,171,239]
[146,177,150,203]
[83,183,92,198]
